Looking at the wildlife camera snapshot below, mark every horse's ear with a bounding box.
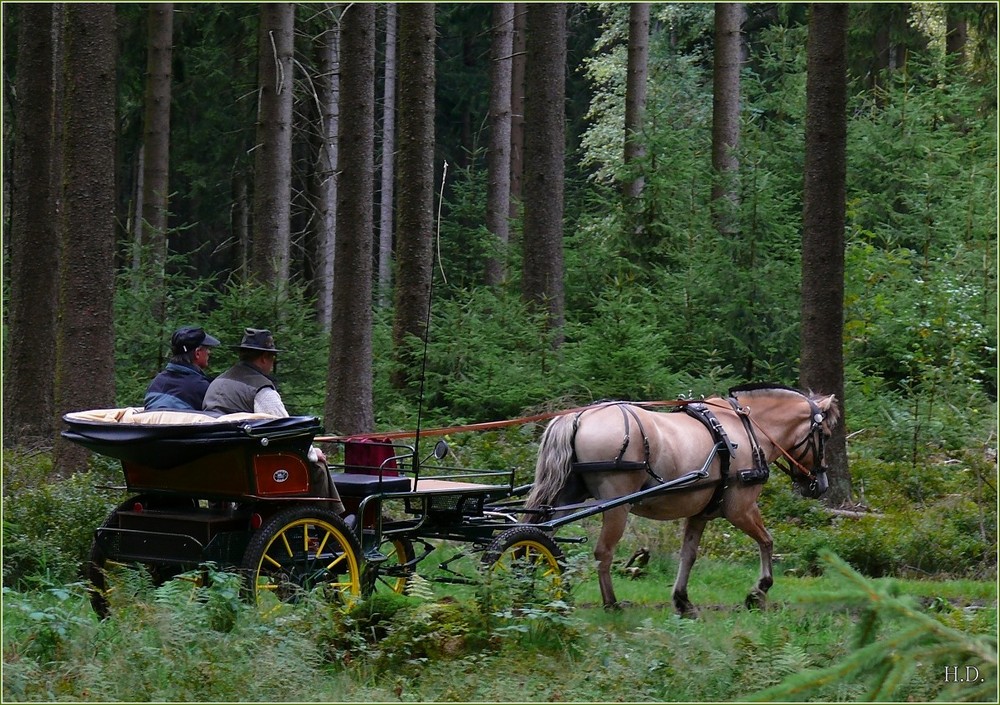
[819,394,840,429]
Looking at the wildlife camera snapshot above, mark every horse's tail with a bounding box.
[525,413,577,512]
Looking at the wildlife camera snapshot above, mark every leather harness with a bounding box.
[569,399,773,515]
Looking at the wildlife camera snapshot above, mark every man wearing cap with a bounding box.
[144,326,221,410]
[203,329,344,509]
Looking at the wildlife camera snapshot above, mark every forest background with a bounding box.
[3,1,995,479]
[3,0,997,572]
[1,3,997,701]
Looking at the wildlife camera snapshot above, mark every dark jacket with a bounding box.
[202,362,276,415]
[144,362,213,410]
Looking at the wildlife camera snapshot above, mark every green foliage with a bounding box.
[2,450,123,589]
[748,551,997,702]
[3,569,346,702]
[2,582,92,665]
[113,247,219,408]
[419,287,567,423]
[114,267,329,417]
[2,546,994,702]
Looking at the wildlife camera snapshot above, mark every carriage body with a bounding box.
[62,408,325,500]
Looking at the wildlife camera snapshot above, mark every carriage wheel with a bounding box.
[87,495,195,618]
[241,506,362,613]
[364,534,416,596]
[88,505,121,618]
[481,526,565,607]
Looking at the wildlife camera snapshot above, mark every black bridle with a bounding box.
[773,398,829,490]
[731,394,830,494]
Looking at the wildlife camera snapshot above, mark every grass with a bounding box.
[3,554,995,702]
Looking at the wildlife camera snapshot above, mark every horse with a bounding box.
[525,384,839,615]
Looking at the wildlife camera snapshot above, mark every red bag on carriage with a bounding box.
[343,437,399,476]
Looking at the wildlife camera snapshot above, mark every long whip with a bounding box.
[413,160,449,463]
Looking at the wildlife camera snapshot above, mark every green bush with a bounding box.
[2,451,124,589]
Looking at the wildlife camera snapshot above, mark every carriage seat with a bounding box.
[61,408,323,471]
[332,437,410,497]
[332,472,411,497]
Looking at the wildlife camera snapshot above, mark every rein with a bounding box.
[316,399,690,443]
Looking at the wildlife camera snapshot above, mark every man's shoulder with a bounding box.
[214,363,273,387]
[164,362,204,377]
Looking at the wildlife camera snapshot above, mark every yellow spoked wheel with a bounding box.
[242,506,362,613]
[482,526,565,607]
[365,534,416,596]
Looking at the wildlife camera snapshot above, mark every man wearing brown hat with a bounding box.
[203,328,287,416]
[144,326,221,410]
[204,328,343,509]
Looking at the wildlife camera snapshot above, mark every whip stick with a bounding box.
[413,160,449,462]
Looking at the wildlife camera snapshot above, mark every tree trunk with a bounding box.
[623,2,649,201]
[711,2,743,236]
[509,4,526,221]
[521,3,565,340]
[140,2,173,322]
[391,2,436,391]
[325,2,376,434]
[5,3,59,449]
[54,4,117,475]
[377,4,398,308]
[310,3,340,329]
[946,4,968,64]
[251,2,294,288]
[801,3,850,506]
[484,2,514,287]
[131,144,144,279]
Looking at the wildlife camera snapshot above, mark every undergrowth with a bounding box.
[2,553,994,702]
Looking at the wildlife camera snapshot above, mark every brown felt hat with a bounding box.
[234,328,284,353]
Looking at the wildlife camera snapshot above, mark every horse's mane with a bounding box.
[728,382,840,429]
[727,382,804,398]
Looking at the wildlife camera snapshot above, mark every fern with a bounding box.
[773,643,811,677]
[404,573,435,601]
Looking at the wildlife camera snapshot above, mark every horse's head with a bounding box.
[729,385,839,499]
[789,392,838,498]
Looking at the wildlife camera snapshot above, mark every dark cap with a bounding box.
[235,328,284,353]
[171,326,221,354]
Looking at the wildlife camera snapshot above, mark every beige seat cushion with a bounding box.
[64,408,277,425]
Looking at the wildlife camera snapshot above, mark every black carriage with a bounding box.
[62,408,569,616]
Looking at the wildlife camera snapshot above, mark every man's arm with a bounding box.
[253,387,289,417]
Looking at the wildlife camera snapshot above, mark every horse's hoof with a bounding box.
[678,604,699,619]
[744,591,767,611]
[673,593,697,617]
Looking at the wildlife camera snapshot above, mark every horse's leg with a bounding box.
[727,504,774,610]
[594,504,630,610]
[672,515,709,617]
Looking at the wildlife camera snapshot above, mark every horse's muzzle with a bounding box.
[800,469,829,498]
